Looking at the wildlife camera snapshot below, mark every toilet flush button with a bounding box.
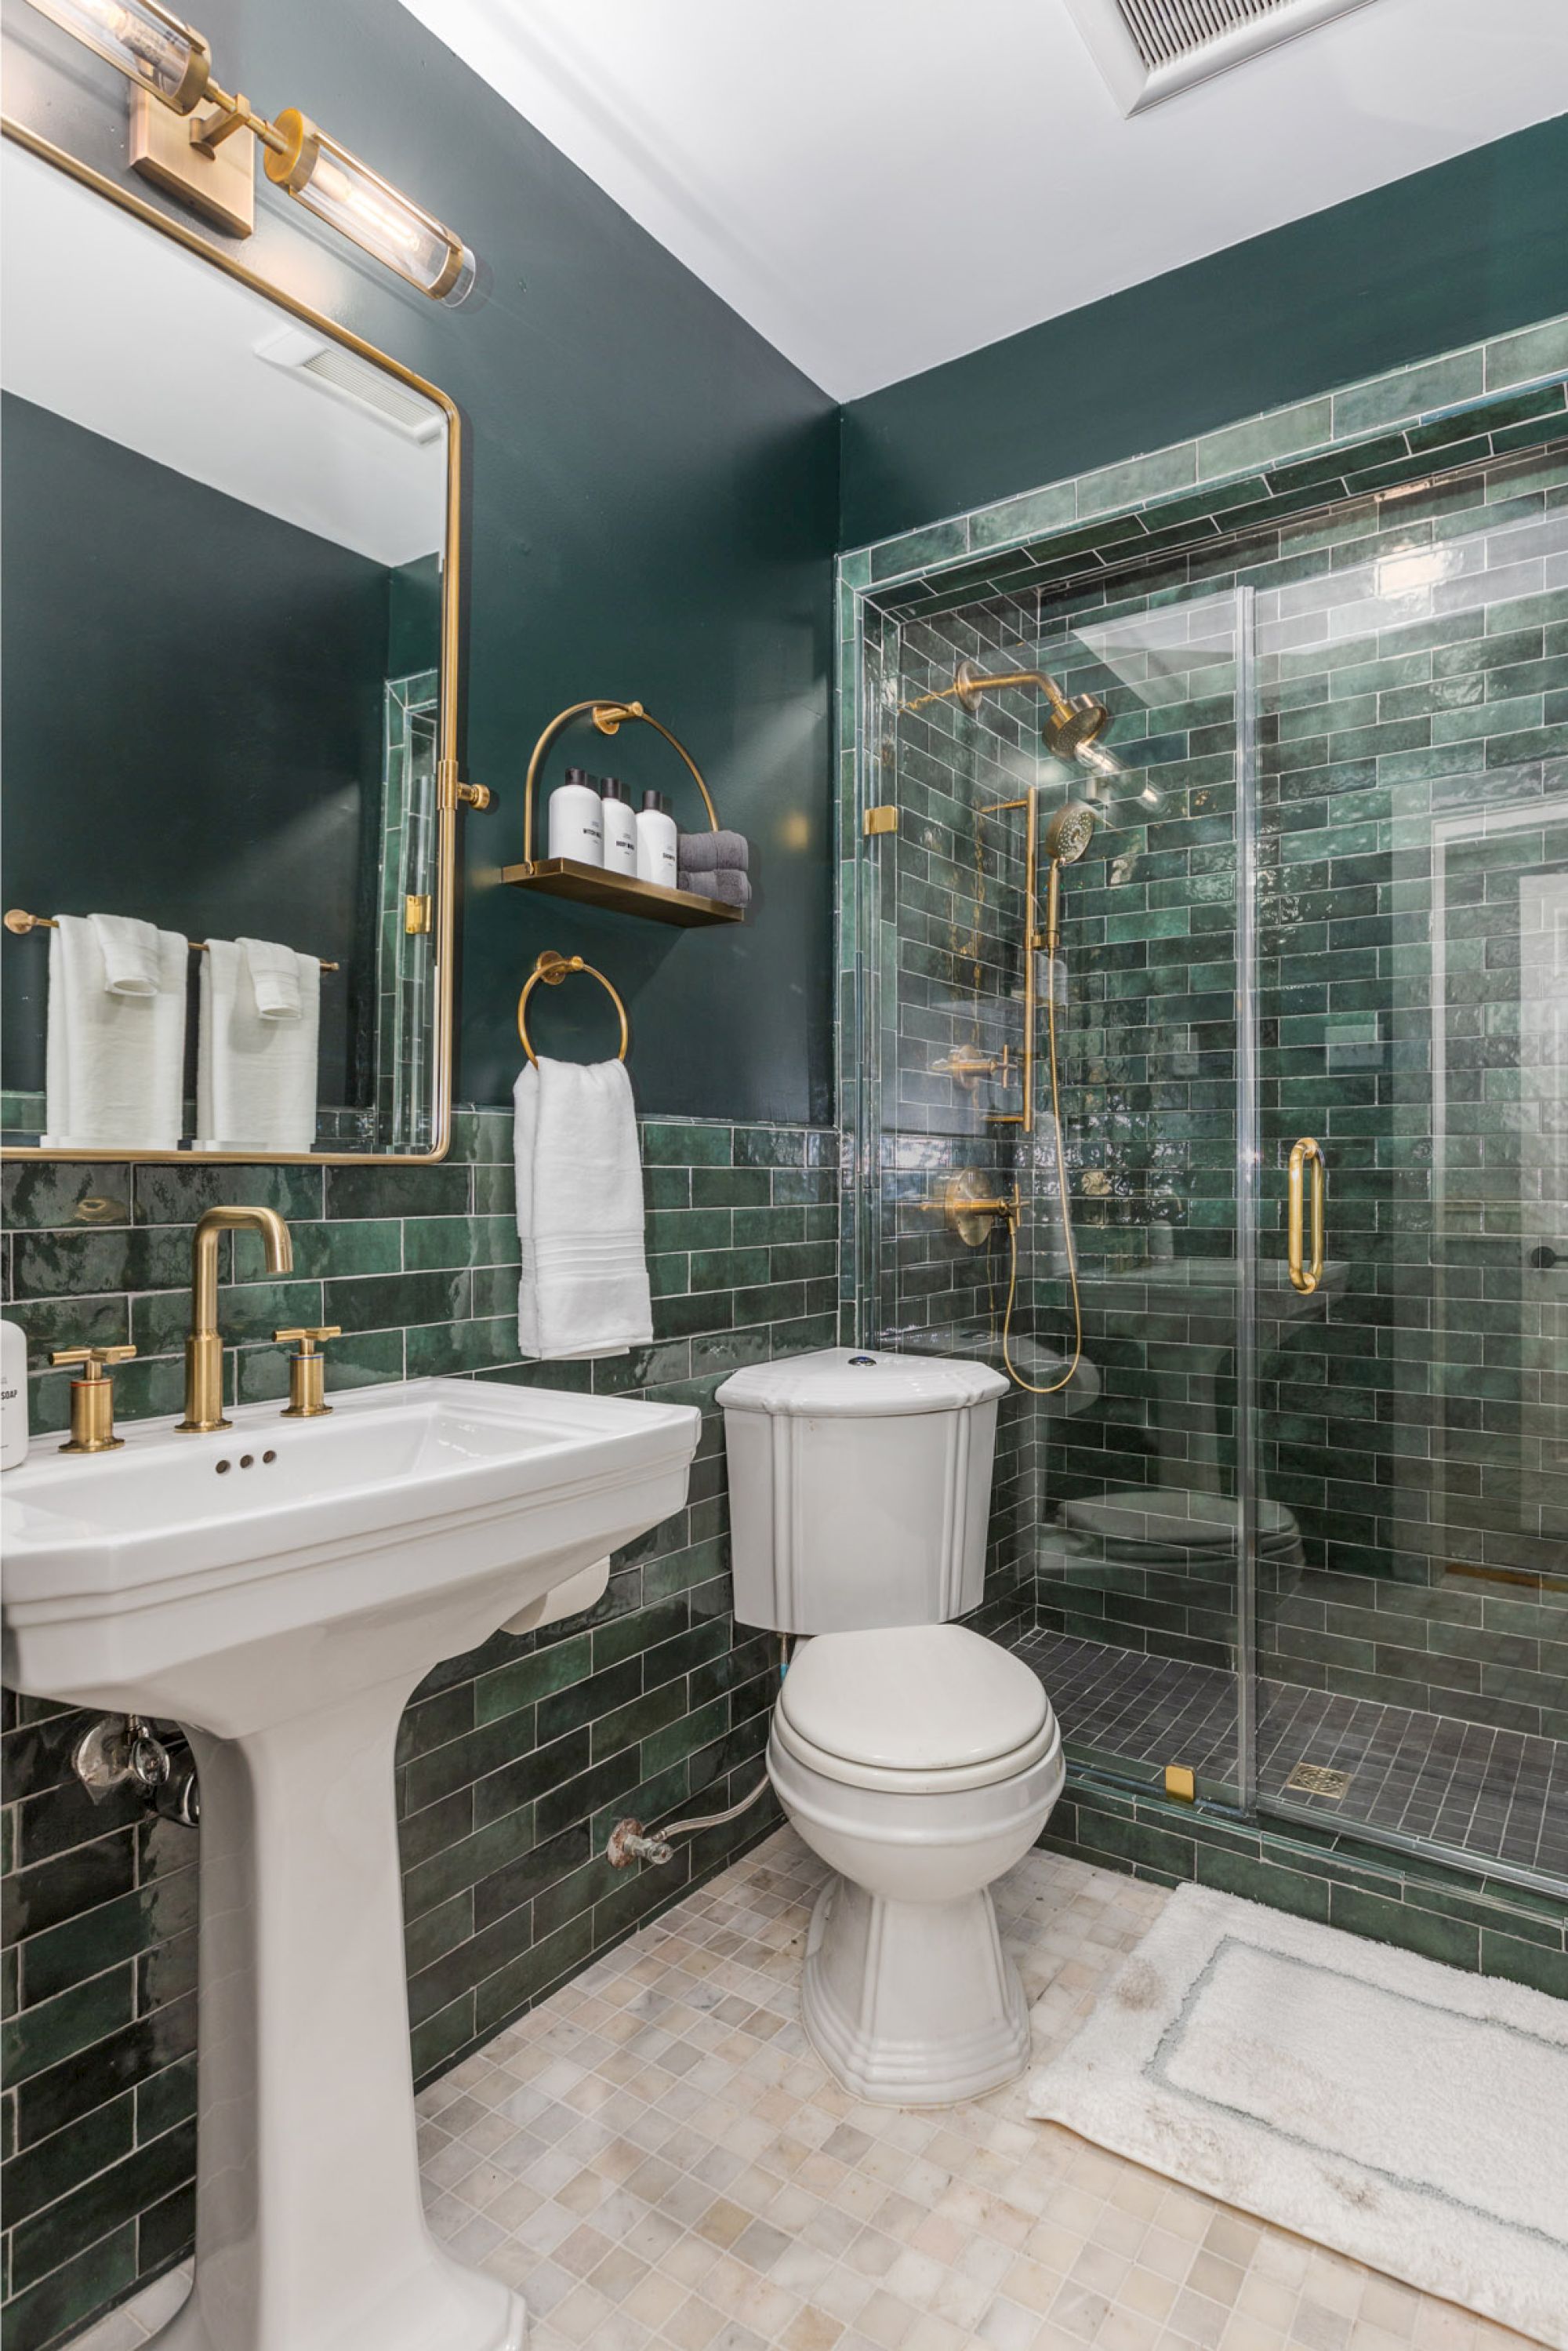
[848,1355,877,1367]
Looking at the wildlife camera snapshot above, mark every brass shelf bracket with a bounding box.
[505,699,739,928]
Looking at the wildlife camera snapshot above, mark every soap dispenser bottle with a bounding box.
[547,766,604,865]
[600,776,639,877]
[2,1320,27,1470]
[636,790,678,887]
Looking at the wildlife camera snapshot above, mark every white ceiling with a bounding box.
[401,0,1568,400]
[1,141,446,567]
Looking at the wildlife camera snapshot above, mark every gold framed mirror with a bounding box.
[1,118,474,1163]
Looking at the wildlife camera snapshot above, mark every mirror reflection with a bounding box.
[0,140,451,1157]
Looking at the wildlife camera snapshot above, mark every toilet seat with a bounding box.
[775,1624,1055,1794]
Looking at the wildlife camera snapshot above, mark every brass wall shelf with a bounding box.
[500,858,742,927]
[506,699,743,928]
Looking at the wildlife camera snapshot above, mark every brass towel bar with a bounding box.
[517,951,629,1066]
[4,909,339,972]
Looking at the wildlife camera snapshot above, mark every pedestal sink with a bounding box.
[2,1376,700,2351]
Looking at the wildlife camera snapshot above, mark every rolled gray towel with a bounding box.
[681,867,751,908]
[677,829,749,874]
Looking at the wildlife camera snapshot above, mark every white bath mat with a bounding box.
[1028,1883,1568,2347]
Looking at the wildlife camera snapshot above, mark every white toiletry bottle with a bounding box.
[637,789,679,888]
[547,766,604,865]
[1,1320,27,1470]
[600,777,639,877]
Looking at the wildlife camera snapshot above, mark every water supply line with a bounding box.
[605,1637,790,1868]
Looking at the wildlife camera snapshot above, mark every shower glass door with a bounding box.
[1245,459,1568,1888]
[862,580,1255,1806]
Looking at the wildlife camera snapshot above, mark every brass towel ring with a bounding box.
[517,951,629,1065]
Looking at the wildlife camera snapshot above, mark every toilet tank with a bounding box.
[716,1349,1008,1634]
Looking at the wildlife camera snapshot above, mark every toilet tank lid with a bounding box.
[717,1347,1007,1417]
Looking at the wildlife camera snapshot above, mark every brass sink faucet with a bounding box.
[177,1205,293,1434]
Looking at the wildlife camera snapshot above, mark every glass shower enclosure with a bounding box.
[851,439,1566,1898]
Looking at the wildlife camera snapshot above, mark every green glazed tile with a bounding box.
[1333,350,1485,438]
[1485,314,1568,392]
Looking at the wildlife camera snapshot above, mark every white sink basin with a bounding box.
[2,1375,700,2351]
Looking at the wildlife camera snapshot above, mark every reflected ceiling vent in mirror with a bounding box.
[255,327,445,443]
[1065,0,1377,113]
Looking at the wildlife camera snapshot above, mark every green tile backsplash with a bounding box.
[0,1111,836,2351]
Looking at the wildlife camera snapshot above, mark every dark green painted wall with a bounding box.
[1,394,396,1108]
[840,115,1568,550]
[5,0,837,1127]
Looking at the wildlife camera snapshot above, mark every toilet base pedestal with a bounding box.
[800,1874,1029,2106]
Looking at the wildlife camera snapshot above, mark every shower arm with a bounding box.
[901,667,1075,721]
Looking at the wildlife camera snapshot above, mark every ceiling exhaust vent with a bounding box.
[254,327,444,443]
[1065,0,1377,114]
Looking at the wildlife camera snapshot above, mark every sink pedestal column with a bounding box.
[154,1677,524,2351]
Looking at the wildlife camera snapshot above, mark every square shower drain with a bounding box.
[1284,1761,1352,1799]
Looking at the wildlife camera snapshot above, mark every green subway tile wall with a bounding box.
[0,1114,837,2350]
[840,333,1568,2029]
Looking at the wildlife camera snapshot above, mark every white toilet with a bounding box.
[717,1348,1065,2106]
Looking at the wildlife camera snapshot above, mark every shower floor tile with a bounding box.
[1015,1629,1568,1884]
[79,1827,1539,2351]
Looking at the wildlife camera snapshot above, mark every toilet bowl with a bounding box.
[717,1349,1067,2107]
[769,1624,1064,2104]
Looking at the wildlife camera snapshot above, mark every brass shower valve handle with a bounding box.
[50,1345,137,1455]
[273,1327,342,1419]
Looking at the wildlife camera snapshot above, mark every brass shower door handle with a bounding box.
[1287,1138,1326,1295]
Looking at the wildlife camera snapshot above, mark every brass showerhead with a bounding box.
[1044,801,1096,865]
[1042,692,1112,765]
[903,662,1113,772]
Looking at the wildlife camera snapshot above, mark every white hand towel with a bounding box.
[238,936,305,1022]
[45,914,187,1150]
[515,1055,652,1360]
[89,913,165,997]
[197,939,320,1153]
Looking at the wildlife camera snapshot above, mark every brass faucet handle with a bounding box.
[50,1346,137,1455]
[272,1327,341,1419]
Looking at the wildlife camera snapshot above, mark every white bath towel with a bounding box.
[238,936,306,1022]
[89,913,164,998]
[515,1056,652,1360]
[45,914,187,1149]
[197,939,320,1153]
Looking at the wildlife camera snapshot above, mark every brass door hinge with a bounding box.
[404,894,434,935]
[863,805,898,837]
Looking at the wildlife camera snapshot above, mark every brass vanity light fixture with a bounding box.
[24,0,476,300]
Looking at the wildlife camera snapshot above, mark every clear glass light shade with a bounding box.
[24,0,209,111]
[268,113,474,306]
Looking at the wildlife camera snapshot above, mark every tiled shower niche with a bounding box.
[847,398,1568,1898]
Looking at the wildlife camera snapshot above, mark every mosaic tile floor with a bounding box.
[1015,1631,1568,1884]
[79,1829,1539,2351]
